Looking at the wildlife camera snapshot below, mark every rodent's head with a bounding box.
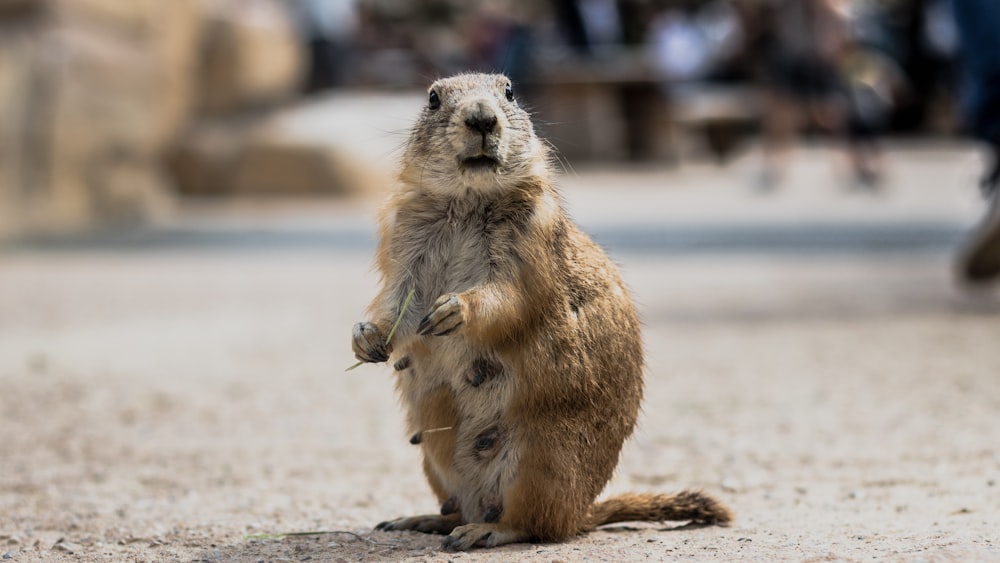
[400,73,549,195]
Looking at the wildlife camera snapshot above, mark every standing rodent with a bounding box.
[352,73,731,551]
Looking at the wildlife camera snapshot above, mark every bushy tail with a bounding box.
[587,490,733,529]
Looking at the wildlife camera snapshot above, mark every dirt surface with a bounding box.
[3,153,1000,562]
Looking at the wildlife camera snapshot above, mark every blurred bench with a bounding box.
[526,53,760,163]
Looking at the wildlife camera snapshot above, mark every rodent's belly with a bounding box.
[392,336,517,522]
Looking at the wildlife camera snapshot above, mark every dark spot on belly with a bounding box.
[472,426,504,460]
[393,356,412,371]
[440,496,459,515]
[483,504,502,523]
[466,357,504,387]
[474,427,499,451]
[409,432,422,445]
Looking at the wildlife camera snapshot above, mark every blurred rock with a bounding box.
[0,0,200,236]
[0,1,40,19]
[0,0,363,240]
[0,26,36,238]
[230,136,370,195]
[168,113,383,197]
[197,0,304,116]
[167,122,245,196]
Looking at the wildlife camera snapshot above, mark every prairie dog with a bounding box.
[352,73,731,550]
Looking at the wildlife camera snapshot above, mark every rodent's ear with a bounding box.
[428,90,441,110]
[504,83,514,102]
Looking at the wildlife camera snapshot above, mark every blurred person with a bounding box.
[893,0,961,134]
[840,42,905,189]
[648,6,711,83]
[922,0,960,130]
[294,0,358,91]
[952,0,1000,283]
[551,0,623,55]
[649,2,748,87]
[646,1,746,163]
[756,0,850,190]
[461,2,537,85]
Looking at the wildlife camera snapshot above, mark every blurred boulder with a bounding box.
[167,121,245,196]
[231,137,371,195]
[167,91,423,198]
[168,112,384,197]
[0,0,364,240]
[0,0,41,18]
[0,0,201,236]
[197,0,305,116]
[0,25,37,238]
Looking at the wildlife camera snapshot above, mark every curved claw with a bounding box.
[374,513,460,535]
[441,523,529,551]
[418,294,464,337]
[442,529,492,551]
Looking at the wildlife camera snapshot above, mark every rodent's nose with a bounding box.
[464,107,498,136]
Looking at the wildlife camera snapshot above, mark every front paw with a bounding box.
[418,293,465,337]
[352,321,391,363]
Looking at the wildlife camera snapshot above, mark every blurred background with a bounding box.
[0,0,988,239]
[2,3,1000,560]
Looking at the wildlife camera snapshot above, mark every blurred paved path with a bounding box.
[2,145,999,562]
[5,144,989,256]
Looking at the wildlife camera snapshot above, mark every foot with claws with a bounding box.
[442,524,529,551]
[418,293,465,337]
[352,321,391,363]
[374,513,461,535]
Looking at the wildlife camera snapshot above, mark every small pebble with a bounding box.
[720,478,740,493]
[53,542,80,554]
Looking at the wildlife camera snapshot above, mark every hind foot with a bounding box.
[442,523,530,551]
[375,513,461,535]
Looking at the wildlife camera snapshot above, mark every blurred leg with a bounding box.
[953,0,1000,282]
[759,91,800,190]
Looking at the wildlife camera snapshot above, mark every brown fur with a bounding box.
[353,73,731,550]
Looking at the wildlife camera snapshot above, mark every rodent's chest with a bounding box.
[393,206,517,297]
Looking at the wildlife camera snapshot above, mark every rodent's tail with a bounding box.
[587,491,733,529]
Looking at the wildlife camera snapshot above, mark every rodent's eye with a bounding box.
[504,83,514,102]
[428,90,441,110]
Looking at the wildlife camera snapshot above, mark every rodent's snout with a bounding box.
[465,108,497,135]
[460,99,500,137]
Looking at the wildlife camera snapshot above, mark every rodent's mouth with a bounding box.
[460,155,500,172]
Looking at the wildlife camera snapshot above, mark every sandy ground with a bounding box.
[2,148,1000,562]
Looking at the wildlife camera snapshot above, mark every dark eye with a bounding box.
[504,83,514,102]
[428,90,440,110]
